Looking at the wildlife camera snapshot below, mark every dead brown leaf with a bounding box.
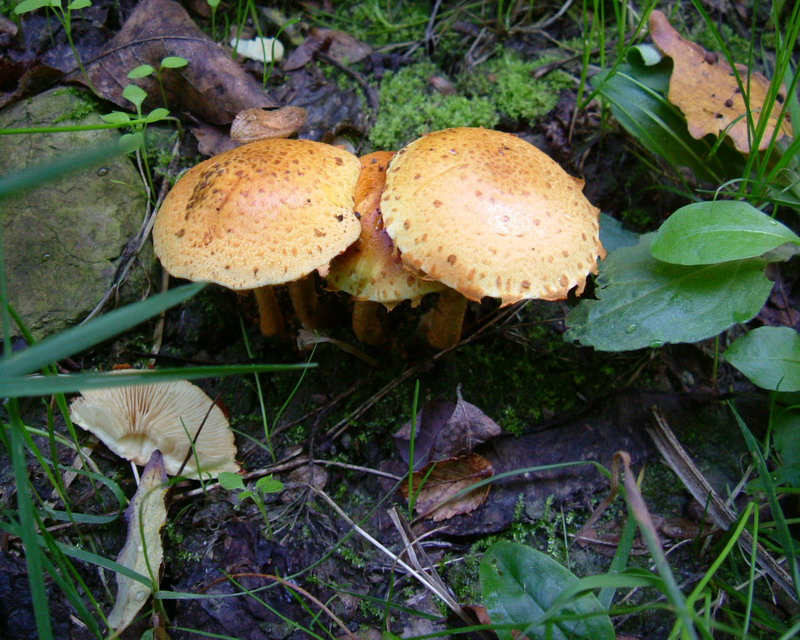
[400,453,493,521]
[85,0,275,124]
[230,106,308,142]
[394,387,502,468]
[649,10,792,153]
[283,28,372,72]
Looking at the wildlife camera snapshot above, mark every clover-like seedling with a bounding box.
[128,56,189,111]
[219,472,284,536]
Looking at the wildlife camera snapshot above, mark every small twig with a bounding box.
[647,406,797,602]
[82,138,181,323]
[170,454,399,502]
[316,51,380,125]
[201,572,357,640]
[424,0,443,54]
[175,396,218,477]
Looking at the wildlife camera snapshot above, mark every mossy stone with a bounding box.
[0,88,150,338]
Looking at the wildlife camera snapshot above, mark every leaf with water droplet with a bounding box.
[651,200,800,265]
[565,233,773,351]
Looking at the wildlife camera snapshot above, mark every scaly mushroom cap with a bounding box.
[70,377,239,479]
[153,138,361,289]
[326,151,444,309]
[381,128,606,305]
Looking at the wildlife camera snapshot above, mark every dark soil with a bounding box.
[1,2,797,639]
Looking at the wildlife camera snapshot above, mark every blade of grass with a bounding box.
[730,401,800,600]
[0,363,311,398]
[7,400,53,640]
[0,282,206,378]
[0,141,123,199]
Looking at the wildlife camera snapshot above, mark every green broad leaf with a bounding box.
[775,406,800,469]
[565,234,773,351]
[14,0,56,13]
[725,326,800,392]
[119,132,144,152]
[480,541,614,640]
[122,84,148,110]
[145,108,170,123]
[218,471,246,491]
[651,201,800,265]
[127,64,155,79]
[599,213,639,253]
[592,52,744,185]
[100,111,133,125]
[631,43,662,66]
[255,475,283,494]
[67,0,91,9]
[160,56,189,69]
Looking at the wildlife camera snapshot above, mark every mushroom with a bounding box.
[326,151,444,345]
[153,137,361,335]
[69,377,238,479]
[380,127,606,349]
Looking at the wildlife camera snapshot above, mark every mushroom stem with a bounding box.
[288,275,325,330]
[352,300,388,346]
[421,288,468,350]
[253,286,286,337]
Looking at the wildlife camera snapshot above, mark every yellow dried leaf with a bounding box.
[401,453,493,521]
[107,451,168,632]
[649,10,792,153]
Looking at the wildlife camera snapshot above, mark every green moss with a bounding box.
[369,52,574,150]
[461,52,573,123]
[369,62,499,150]
[52,88,103,124]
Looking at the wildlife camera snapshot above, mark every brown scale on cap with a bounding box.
[382,127,605,306]
[153,138,361,335]
[326,151,443,345]
[381,127,606,349]
[155,138,360,289]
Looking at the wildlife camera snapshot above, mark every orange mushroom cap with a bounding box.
[153,138,362,289]
[380,128,606,306]
[326,151,444,309]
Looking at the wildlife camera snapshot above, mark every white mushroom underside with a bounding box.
[70,378,239,478]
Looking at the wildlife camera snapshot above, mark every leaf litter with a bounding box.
[2,1,796,638]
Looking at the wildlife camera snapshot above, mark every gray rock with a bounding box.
[0,87,150,339]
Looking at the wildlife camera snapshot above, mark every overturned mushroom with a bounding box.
[69,377,239,479]
[381,127,606,349]
[326,151,443,345]
[153,137,361,335]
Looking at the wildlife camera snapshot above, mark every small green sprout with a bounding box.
[14,0,96,92]
[127,56,189,111]
[218,472,284,537]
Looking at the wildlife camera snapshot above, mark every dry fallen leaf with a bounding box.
[400,453,493,521]
[394,387,502,468]
[230,106,308,142]
[107,451,168,632]
[649,10,792,153]
[282,28,372,72]
[86,0,275,124]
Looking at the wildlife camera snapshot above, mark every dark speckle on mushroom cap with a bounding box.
[153,138,361,289]
[380,127,606,305]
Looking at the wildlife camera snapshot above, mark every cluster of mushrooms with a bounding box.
[153,127,606,349]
